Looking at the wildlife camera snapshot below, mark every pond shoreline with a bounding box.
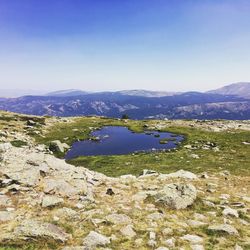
[65,126,184,159]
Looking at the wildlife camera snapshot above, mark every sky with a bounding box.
[0,0,250,93]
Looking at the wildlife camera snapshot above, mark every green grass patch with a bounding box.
[32,117,250,177]
[10,140,28,147]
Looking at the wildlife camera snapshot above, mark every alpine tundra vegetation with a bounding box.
[0,111,249,249]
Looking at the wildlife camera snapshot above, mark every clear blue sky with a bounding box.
[0,0,249,92]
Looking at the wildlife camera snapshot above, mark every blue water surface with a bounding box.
[65,126,183,159]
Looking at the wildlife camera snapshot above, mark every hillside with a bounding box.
[0,112,249,249]
[208,82,250,99]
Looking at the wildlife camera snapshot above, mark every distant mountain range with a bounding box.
[0,82,249,120]
[45,89,179,98]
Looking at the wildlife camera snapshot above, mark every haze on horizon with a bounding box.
[0,0,250,93]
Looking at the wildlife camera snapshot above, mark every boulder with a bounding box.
[82,231,110,249]
[208,224,238,235]
[106,213,132,225]
[41,195,64,208]
[180,234,203,244]
[53,207,78,219]
[191,245,204,250]
[2,220,71,243]
[3,168,41,187]
[120,224,136,239]
[49,140,70,153]
[153,183,197,209]
[242,196,250,203]
[27,120,37,126]
[141,169,158,176]
[43,178,87,197]
[164,237,175,248]
[158,170,197,180]
[147,212,164,221]
[222,207,239,218]
[162,227,173,236]
[147,239,157,247]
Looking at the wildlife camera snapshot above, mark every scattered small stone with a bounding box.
[49,140,70,153]
[82,231,110,249]
[147,212,164,221]
[203,200,216,208]
[242,196,250,203]
[187,220,207,228]
[230,202,245,208]
[190,154,200,159]
[53,207,78,219]
[162,227,173,236]
[120,225,136,239]
[191,245,204,250]
[106,213,132,225]
[164,237,175,248]
[208,224,238,235]
[27,120,37,126]
[135,238,144,246]
[220,194,230,200]
[141,169,158,176]
[222,207,239,218]
[206,183,217,193]
[147,239,157,247]
[149,231,156,240]
[180,234,203,244]
[75,203,84,209]
[91,218,106,226]
[194,213,206,221]
[242,141,250,145]
[239,219,249,226]
[220,170,230,176]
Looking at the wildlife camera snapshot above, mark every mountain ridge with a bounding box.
[207,82,250,99]
[0,82,249,120]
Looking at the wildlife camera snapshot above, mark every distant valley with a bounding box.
[0,82,249,120]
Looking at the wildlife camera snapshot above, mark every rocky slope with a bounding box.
[0,113,249,249]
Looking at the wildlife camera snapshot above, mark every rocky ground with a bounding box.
[0,112,249,249]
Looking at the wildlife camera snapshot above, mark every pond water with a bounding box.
[65,126,184,159]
